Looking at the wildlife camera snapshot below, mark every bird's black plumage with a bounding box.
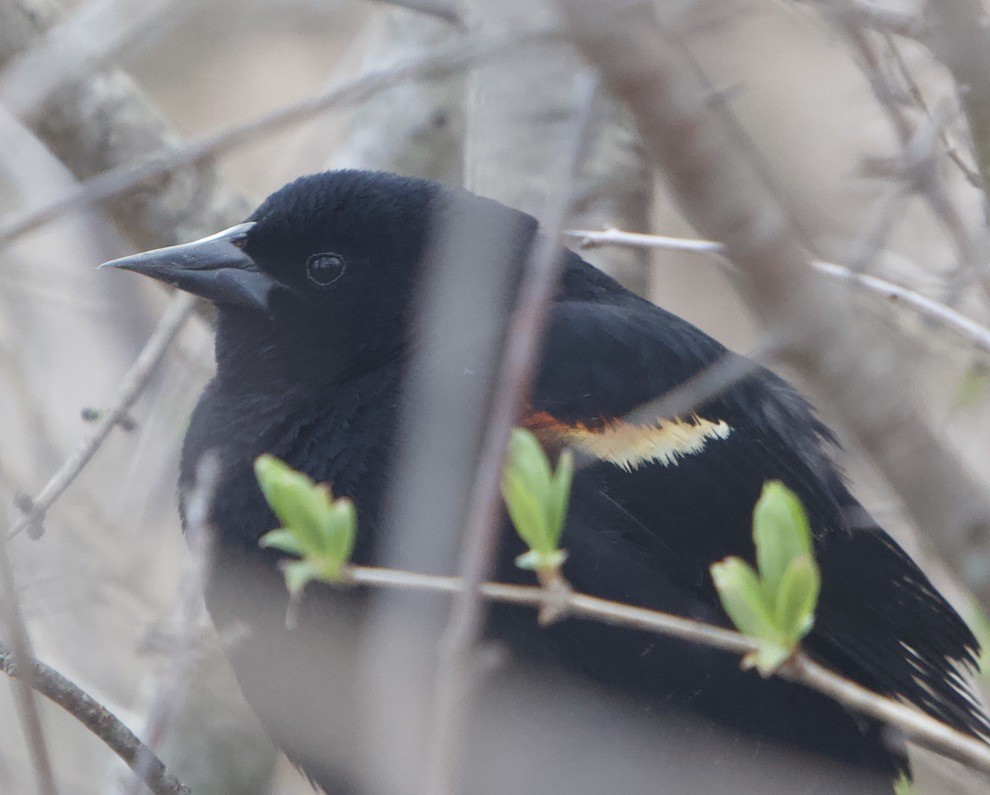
[103,169,989,792]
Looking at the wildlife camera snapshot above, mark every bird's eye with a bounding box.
[305,252,346,287]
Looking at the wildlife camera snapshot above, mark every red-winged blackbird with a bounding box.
[103,170,988,793]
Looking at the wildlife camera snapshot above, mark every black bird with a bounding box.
[103,170,989,792]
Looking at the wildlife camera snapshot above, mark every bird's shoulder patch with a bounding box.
[524,410,732,472]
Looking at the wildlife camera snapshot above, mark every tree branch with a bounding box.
[566,227,990,353]
[0,641,188,794]
[344,563,990,777]
[8,292,194,540]
[554,0,990,608]
[0,0,251,250]
[0,26,550,248]
[928,0,990,198]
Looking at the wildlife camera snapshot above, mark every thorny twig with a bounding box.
[346,564,990,777]
[425,72,599,795]
[8,292,194,540]
[566,228,990,353]
[0,641,188,794]
[0,28,551,248]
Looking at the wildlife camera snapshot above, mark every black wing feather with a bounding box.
[532,261,989,743]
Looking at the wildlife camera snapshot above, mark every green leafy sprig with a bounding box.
[501,428,573,578]
[710,480,821,675]
[253,454,357,600]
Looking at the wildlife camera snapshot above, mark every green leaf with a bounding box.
[254,455,324,552]
[508,427,553,494]
[254,456,357,587]
[773,554,820,641]
[259,528,305,557]
[545,449,574,549]
[711,557,786,645]
[321,496,357,565]
[752,481,813,603]
[502,428,574,575]
[502,468,551,551]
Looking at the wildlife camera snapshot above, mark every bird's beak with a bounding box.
[100,222,275,313]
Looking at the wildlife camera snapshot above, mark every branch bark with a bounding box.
[555,0,990,608]
[0,640,188,795]
[463,0,653,293]
[0,0,252,250]
[345,563,990,777]
[928,0,990,199]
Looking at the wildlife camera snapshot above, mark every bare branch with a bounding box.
[565,226,724,253]
[346,563,990,777]
[808,258,990,352]
[8,292,194,540]
[928,0,990,198]
[555,0,990,607]
[0,640,188,794]
[566,227,990,353]
[0,27,550,248]
[0,0,251,250]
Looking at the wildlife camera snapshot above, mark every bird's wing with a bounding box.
[527,297,989,738]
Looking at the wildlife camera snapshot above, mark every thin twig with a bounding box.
[564,227,723,252]
[0,641,188,794]
[927,0,990,197]
[0,525,58,794]
[425,72,599,795]
[883,34,981,188]
[8,292,194,540]
[842,22,990,302]
[809,259,990,352]
[566,227,990,353]
[346,563,990,776]
[0,28,550,248]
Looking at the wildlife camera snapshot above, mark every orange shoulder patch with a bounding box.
[524,410,732,472]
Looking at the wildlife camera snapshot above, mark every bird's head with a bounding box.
[101,170,483,389]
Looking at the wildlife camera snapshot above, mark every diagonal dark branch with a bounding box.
[0,640,188,794]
